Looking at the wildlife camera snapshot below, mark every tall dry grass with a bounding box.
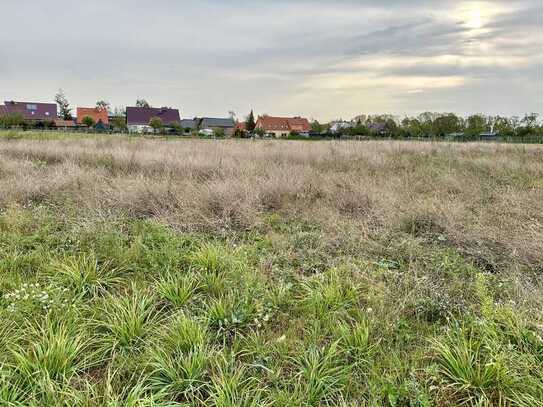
[1,137,543,271]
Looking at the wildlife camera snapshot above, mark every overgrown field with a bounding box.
[1,133,543,406]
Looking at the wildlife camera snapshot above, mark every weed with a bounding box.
[2,282,73,317]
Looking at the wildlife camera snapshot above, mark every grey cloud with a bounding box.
[0,0,541,120]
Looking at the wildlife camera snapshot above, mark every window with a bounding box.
[26,104,37,111]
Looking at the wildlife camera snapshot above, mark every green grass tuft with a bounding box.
[95,289,160,354]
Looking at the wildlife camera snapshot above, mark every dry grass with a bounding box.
[2,137,543,269]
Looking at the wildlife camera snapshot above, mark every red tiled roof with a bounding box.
[256,116,310,132]
[234,122,247,131]
[77,107,109,125]
[54,119,77,127]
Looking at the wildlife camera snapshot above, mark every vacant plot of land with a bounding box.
[1,133,543,405]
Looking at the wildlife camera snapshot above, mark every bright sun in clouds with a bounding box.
[466,8,483,29]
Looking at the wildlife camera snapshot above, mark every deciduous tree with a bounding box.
[311,120,323,133]
[96,100,110,112]
[111,116,126,131]
[149,117,163,133]
[55,89,72,120]
[136,99,150,108]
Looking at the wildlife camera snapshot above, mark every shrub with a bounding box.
[82,116,95,128]
[0,113,27,128]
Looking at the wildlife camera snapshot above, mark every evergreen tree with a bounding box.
[246,110,256,132]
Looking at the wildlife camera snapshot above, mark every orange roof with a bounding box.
[234,122,247,131]
[77,107,109,125]
[256,116,310,132]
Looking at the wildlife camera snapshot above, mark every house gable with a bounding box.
[77,107,109,125]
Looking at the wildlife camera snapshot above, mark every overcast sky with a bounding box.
[1,0,541,121]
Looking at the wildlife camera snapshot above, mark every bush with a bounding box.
[213,128,226,138]
[0,113,27,128]
[82,116,95,128]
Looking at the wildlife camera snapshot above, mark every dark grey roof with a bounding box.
[126,106,180,126]
[4,101,57,121]
[200,117,234,128]
[180,119,198,129]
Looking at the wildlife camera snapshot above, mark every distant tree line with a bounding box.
[326,112,543,139]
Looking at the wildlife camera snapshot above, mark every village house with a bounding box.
[77,107,109,126]
[126,106,181,133]
[255,116,311,137]
[199,117,235,136]
[234,121,247,134]
[180,119,198,133]
[1,100,57,123]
